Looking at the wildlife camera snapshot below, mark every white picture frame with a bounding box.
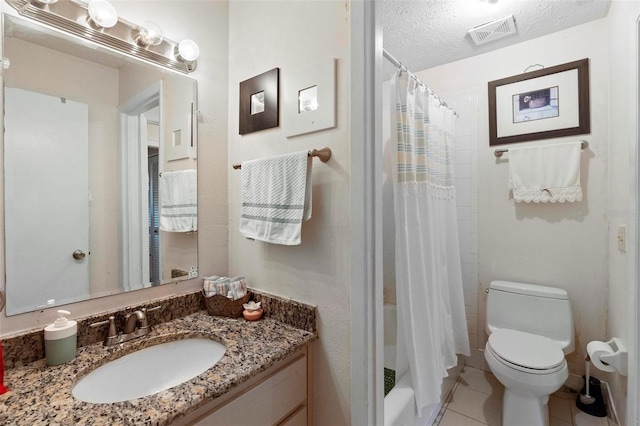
[284,58,336,138]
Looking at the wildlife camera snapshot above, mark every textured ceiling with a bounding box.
[382,0,612,73]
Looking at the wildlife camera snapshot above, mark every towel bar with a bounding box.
[494,140,588,158]
[232,147,332,169]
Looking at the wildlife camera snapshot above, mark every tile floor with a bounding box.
[435,366,582,426]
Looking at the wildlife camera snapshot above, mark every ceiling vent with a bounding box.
[468,15,517,46]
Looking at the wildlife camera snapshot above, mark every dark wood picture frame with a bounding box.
[239,68,279,135]
[488,58,590,146]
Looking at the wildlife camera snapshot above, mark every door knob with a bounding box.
[72,250,86,260]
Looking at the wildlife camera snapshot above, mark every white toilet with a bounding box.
[484,280,574,426]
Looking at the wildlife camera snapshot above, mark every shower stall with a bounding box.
[383,304,463,425]
[382,49,469,425]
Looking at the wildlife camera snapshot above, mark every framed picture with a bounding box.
[239,68,279,135]
[284,58,336,137]
[488,58,590,146]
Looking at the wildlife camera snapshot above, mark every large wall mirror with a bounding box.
[3,14,198,315]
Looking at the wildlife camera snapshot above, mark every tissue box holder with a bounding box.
[202,292,250,318]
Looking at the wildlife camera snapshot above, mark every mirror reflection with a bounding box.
[3,14,198,315]
[250,91,265,115]
[298,85,318,113]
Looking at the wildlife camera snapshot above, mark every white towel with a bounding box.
[240,151,312,245]
[507,142,583,203]
[159,169,197,232]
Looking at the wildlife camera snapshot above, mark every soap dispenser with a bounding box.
[44,310,77,366]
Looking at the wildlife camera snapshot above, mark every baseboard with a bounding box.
[601,381,621,426]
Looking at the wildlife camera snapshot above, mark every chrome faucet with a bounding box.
[90,305,162,346]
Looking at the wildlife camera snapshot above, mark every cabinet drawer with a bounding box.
[279,406,307,426]
[194,355,307,425]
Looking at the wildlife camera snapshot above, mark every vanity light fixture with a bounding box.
[87,0,118,29]
[135,21,163,47]
[175,39,199,72]
[6,0,199,74]
[177,39,200,62]
[176,39,199,60]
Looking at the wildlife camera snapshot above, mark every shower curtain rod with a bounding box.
[383,48,457,116]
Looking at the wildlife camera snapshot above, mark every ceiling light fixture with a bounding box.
[87,0,118,29]
[135,21,163,47]
[35,0,58,4]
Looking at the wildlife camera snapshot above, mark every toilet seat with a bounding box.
[487,329,565,375]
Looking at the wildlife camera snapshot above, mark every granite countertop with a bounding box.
[0,311,316,425]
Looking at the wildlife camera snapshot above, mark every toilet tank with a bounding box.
[486,280,575,354]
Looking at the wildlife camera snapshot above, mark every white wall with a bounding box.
[605,1,640,423]
[227,1,351,424]
[447,89,480,354]
[0,0,229,334]
[418,18,611,377]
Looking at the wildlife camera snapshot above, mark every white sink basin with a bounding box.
[72,338,226,403]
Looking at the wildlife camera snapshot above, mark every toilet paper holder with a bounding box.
[593,337,628,376]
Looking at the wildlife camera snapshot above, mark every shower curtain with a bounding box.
[391,70,470,417]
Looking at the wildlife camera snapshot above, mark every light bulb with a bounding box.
[177,39,199,62]
[88,0,118,28]
[136,22,163,47]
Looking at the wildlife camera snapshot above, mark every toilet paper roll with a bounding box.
[587,341,616,372]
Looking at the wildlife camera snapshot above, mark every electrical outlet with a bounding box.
[189,266,198,278]
[617,225,627,252]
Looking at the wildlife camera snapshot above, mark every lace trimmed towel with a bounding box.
[239,151,312,245]
[507,142,583,203]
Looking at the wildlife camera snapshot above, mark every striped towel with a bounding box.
[239,151,311,245]
[203,276,247,300]
[159,169,197,232]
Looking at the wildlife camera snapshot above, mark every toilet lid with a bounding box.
[488,329,564,370]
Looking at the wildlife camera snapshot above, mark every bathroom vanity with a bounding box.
[0,3,318,423]
[178,344,311,425]
[0,310,316,425]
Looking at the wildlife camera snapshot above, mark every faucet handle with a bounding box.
[143,305,162,314]
[90,316,116,331]
[106,316,117,338]
[89,318,109,327]
[140,305,162,329]
[90,316,118,343]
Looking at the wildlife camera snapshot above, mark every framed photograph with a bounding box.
[239,68,279,135]
[488,58,590,146]
[284,58,336,138]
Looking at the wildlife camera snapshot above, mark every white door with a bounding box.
[118,85,161,291]
[4,87,90,314]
